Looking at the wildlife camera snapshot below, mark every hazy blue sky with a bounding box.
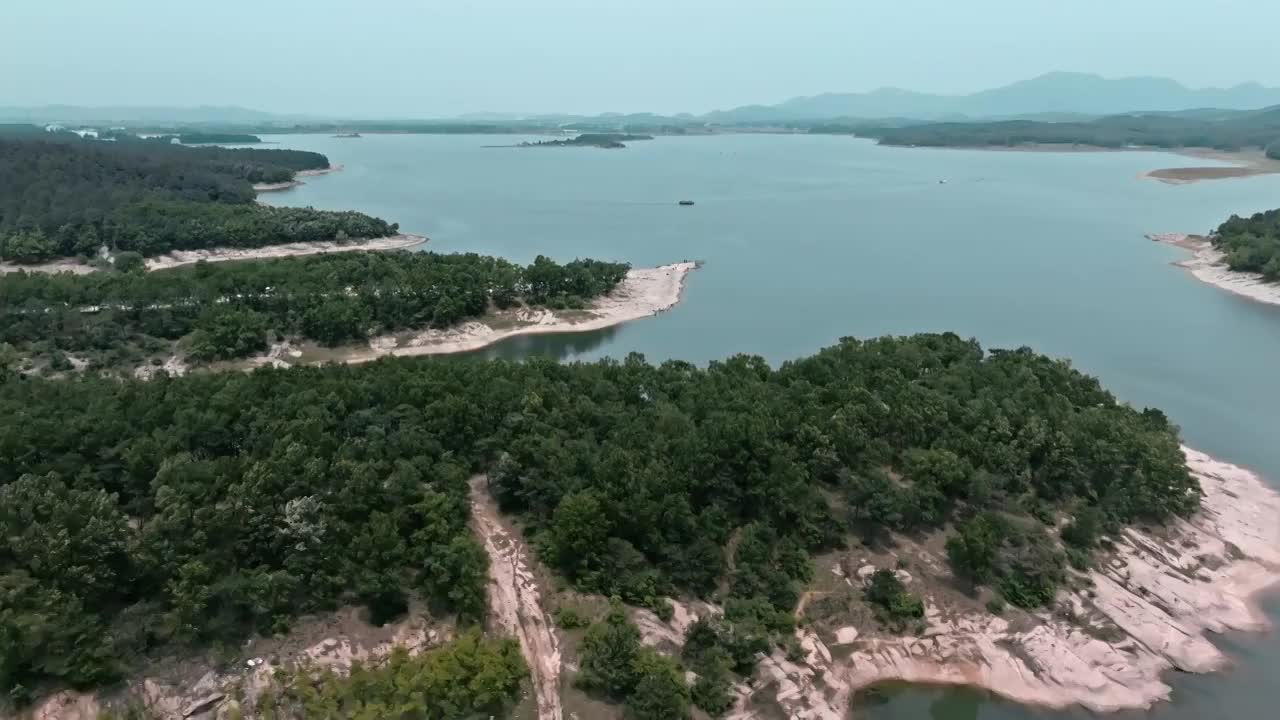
[5,0,1278,116]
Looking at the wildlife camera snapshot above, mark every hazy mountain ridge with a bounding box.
[6,72,1280,128]
[704,72,1280,123]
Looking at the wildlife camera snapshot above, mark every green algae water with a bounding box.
[263,133,1280,719]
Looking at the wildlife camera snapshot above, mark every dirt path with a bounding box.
[469,477,563,720]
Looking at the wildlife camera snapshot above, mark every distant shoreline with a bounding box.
[1148,232,1280,307]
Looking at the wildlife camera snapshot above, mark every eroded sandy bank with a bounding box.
[1148,232,1280,308]
[143,234,427,271]
[729,446,1280,719]
[253,164,345,192]
[0,235,425,277]
[311,261,696,364]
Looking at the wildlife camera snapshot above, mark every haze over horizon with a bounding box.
[6,0,1280,117]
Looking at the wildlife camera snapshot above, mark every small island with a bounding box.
[333,132,362,138]
[519,132,655,149]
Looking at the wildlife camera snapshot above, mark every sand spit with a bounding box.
[1148,233,1280,308]
[253,164,344,192]
[339,261,696,362]
[143,234,426,271]
[470,477,563,720]
[728,446,1280,719]
[1142,149,1280,185]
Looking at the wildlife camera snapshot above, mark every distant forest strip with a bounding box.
[0,333,1197,704]
[0,251,629,365]
[0,135,393,263]
[174,132,262,144]
[1213,208,1280,280]
[855,108,1280,151]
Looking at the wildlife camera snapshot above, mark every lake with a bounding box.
[262,133,1280,719]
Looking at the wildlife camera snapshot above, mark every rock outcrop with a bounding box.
[729,446,1280,719]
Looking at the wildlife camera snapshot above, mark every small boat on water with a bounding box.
[678,200,695,206]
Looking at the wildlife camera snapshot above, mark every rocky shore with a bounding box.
[726,446,1280,719]
[1148,233,1280,307]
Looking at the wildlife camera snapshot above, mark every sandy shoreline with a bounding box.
[259,261,697,366]
[1148,232,1280,307]
[731,446,1280,719]
[253,164,344,192]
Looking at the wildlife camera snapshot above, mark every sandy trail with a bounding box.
[729,446,1280,719]
[143,234,426,271]
[469,477,563,720]
[1148,233,1280,308]
[0,258,98,276]
[0,234,425,277]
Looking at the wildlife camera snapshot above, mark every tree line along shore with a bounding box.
[2,129,1279,720]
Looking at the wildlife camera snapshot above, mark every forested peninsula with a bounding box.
[0,251,629,372]
[1,332,1229,719]
[0,136,393,263]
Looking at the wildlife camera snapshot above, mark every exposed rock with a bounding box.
[634,599,721,650]
[181,692,224,717]
[30,691,100,720]
[729,446,1280,718]
[834,626,860,645]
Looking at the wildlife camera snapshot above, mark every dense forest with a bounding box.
[0,136,393,263]
[1212,208,1280,280]
[857,107,1280,150]
[0,251,629,368]
[0,334,1197,709]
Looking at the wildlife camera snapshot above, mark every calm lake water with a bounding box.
[263,133,1280,719]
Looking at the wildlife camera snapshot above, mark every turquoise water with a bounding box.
[263,133,1280,719]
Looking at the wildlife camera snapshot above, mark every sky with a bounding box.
[4,0,1280,117]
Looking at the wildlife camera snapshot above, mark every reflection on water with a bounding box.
[460,326,621,361]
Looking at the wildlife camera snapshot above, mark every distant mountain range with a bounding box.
[701,72,1280,124]
[6,73,1280,128]
[0,104,318,126]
